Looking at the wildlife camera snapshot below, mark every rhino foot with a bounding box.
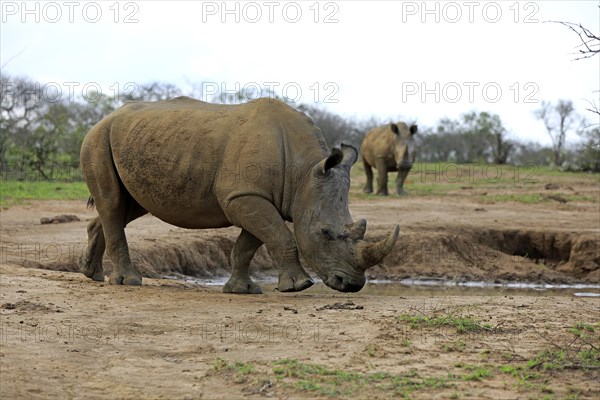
[109,269,142,285]
[80,256,105,282]
[278,271,314,292]
[223,277,262,294]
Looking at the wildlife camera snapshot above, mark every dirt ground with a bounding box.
[0,184,599,398]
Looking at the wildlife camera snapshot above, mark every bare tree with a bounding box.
[534,100,578,166]
[1,74,46,165]
[548,8,600,172]
[301,104,364,149]
[122,81,183,102]
[549,20,600,60]
[550,9,600,120]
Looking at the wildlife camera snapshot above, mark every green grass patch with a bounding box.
[213,358,255,383]
[214,356,599,399]
[349,161,600,202]
[569,322,598,338]
[481,193,545,204]
[0,180,90,208]
[272,358,452,398]
[398,313,493,333]
[563,194,598,203]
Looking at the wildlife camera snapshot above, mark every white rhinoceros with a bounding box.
[361,122,418,195]
[80,97,399,293]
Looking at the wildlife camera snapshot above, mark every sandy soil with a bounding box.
[0,192,599,399]
[1,264,599,399]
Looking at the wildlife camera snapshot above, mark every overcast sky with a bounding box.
[2,1,598,146]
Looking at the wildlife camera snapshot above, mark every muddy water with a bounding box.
[167,275,600,297]
[262,281,600,297]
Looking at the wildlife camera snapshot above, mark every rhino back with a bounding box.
[360,125,395,167]
[88,97,327,227]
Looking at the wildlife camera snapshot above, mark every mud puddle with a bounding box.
[164,275,600,297]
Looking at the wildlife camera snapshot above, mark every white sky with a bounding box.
[2,0,599,146]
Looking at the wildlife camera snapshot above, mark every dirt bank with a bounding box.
[1,197,598,285]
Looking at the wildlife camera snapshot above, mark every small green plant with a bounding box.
[569,322,596,338]
[213,358,254,383]
[461,365,492,381]
[213,357,228,372]
[480,348,492,360]
[528,347,600,371]
[365,343,379,357]
[500,365,539,383]
[442,340,466,352]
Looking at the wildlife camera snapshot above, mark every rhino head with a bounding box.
[293,144,400,292]
[391,122,418,172]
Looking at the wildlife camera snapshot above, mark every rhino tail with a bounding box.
[87,195,95,209]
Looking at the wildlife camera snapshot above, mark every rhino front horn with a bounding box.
[356,225,400,270]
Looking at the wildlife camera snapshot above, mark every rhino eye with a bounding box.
[321,228,334,240]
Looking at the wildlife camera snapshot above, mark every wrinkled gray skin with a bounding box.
[79,97,399,293]
[360,122,417,195]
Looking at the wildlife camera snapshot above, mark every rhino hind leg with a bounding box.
[223,229,263,294]
[363,159,374,193]
[80,216,106,281]
[104,201,144,285]
[375,158,389,196]
[82,152,146,285]
[80,201,148,283]
[224,196,314,293]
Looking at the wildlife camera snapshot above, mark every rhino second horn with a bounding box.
[356,225,400,270]
[348,219,367,240]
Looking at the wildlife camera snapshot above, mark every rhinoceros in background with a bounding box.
[80,97,399,293]
[360,122,417,195]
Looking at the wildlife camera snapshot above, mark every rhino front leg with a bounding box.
[396,168,410,195]
[363,159,374,193]
[375,158,389,196]
[224,196,314,292]
[223,229,263,294]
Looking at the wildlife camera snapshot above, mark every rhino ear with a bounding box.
[340,143,358,169]
[410,125,418,135]
[390,124,399,135]
[318,148,344,174]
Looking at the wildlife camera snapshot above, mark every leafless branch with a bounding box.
[547,20,600,60]
[1,46,28,70]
